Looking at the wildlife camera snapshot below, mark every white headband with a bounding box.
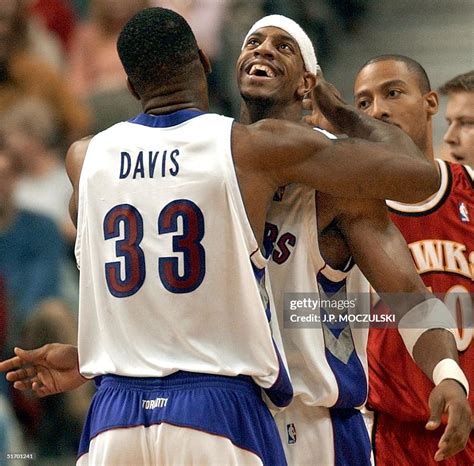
[242,14,318,75]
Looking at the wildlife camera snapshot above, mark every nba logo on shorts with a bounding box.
[287,423,297,444]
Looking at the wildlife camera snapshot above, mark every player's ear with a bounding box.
[199,49,212,75]
[126,78,140,101]
[297,72,317,99]
[424,90,439,117]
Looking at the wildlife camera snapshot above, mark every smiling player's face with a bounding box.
[236,26,308,106]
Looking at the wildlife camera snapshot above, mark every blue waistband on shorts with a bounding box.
[95,371,259,393]
[79,371,286,465]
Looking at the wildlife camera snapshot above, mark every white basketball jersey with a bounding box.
[75,110,291,406]
[265,132,370,408]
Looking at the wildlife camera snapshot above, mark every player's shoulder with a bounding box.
[67,135,94,159]
[233,118,331,162]
[232,118,289,138]
[65,135,94,183]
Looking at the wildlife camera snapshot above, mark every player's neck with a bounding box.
[241,101,302,124]
[423,122,436,161]
[417,132,435,161]
[424,143,435,161]
[141,73,209,116]
[144,90,208,115]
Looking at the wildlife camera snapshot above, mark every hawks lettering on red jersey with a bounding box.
[408,239,473,279]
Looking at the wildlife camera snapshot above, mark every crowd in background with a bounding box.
[0,0,469,464]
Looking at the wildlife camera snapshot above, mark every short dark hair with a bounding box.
[117,7,200,95]
[358,54,431,94]
[438,70,474,95]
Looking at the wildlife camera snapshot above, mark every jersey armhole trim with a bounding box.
[462,164,474,188]
[386,159,452,216]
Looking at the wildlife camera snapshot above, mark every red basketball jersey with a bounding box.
[368,160,474,465]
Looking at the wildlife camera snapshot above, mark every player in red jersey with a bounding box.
[354,55,474,466]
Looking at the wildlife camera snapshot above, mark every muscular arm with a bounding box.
[235,120,437,204]
[234,74,438,212]
[335,198,459,371]
[334,198,470,460]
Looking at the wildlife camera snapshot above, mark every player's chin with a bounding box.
[241,72,279,87]
[240,82,278,100]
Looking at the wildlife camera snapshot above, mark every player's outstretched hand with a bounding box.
[425,379,472,461]
[0,344,86,397]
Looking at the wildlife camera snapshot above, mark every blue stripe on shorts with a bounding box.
[331,407,371,466]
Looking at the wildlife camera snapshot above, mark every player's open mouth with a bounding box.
[245,63,277,78]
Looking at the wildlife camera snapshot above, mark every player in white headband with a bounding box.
[237,14,471,466]
[242,14,320,76]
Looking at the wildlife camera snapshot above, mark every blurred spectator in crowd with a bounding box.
[28,0,77,54]
[154,0,227,61]
[12,299,91,461]
[153,0,229,114]
[0,98,75,243]
[0,0,65,70]
[0,391,26,463]
[0,98,79,309]
[0,0,91,144]
[0,275,7,397]
[0,147,63,341]
[0,277,6,357]
[439,70,474,168]
[66,0,147,132]
[325,0,370,33]
[71,0,89,20]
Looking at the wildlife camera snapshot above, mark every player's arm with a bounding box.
[0,344,86,396]
[334,198,471,461]
[65,136,92,227]
[235,116,437,205]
